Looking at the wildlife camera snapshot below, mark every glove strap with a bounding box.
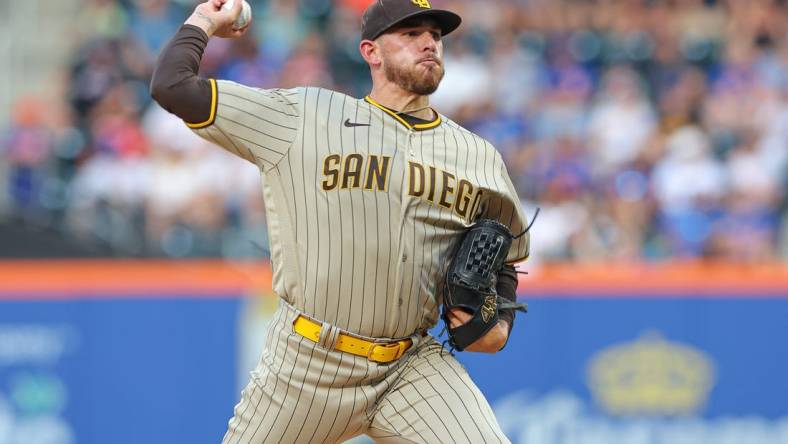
[442,302,500,352]
[497,297,527,313]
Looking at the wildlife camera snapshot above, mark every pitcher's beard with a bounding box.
[383,59,444,96]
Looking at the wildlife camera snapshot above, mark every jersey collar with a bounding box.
[364,96,442,131]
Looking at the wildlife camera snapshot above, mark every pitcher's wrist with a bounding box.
[185,12,217,37]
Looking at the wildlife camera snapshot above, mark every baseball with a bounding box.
[221,0,252,30]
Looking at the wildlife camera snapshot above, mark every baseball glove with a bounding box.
[441,219,527,351]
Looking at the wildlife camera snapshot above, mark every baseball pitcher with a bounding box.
[151,0,531,442]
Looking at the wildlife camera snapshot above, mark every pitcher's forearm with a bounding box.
[185,10,219,37]
[149,0,251,123]
[149,25,213,123]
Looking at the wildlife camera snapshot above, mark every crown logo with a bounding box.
[587,331,715,416]
[411,0,431,9]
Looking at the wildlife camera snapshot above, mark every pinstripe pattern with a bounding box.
[221,301,510,444]
[192,81,529,339]
[191,80,526,443]
[368,340,509,444]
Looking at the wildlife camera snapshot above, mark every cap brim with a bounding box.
[372,9,462,40]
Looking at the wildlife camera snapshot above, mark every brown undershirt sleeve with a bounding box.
[496,264,519,333]
[150,24,214,124]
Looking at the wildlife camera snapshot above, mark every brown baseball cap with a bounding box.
[361,0,462,41]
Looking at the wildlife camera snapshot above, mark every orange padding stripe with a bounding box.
[0,261,786,297]
[0,260,272,296]
[521,261,788,296]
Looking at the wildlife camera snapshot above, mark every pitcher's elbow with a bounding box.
[149,78,169,107]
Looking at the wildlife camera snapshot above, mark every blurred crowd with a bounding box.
[2,0,788,261]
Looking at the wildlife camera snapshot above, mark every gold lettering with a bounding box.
[408,162,425,197]
[322,154,341,191]
[455,179,474,217]
[427,166,437,202]
[411,0,431,9]
[364,155,392,191]
[439,170,455,209]
[341,154,364,189]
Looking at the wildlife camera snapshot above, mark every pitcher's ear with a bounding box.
[359,39,382,67]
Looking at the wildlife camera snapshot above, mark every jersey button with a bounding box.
[402,254,408,262]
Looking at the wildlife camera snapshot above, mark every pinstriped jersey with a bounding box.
[190,79,530,339]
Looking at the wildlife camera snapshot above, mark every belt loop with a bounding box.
[326,325,341,350]
[318,322,341,351]
[283,300,302,326]
[406,330,424,351]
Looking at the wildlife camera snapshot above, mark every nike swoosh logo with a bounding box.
[344,118,370,128]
